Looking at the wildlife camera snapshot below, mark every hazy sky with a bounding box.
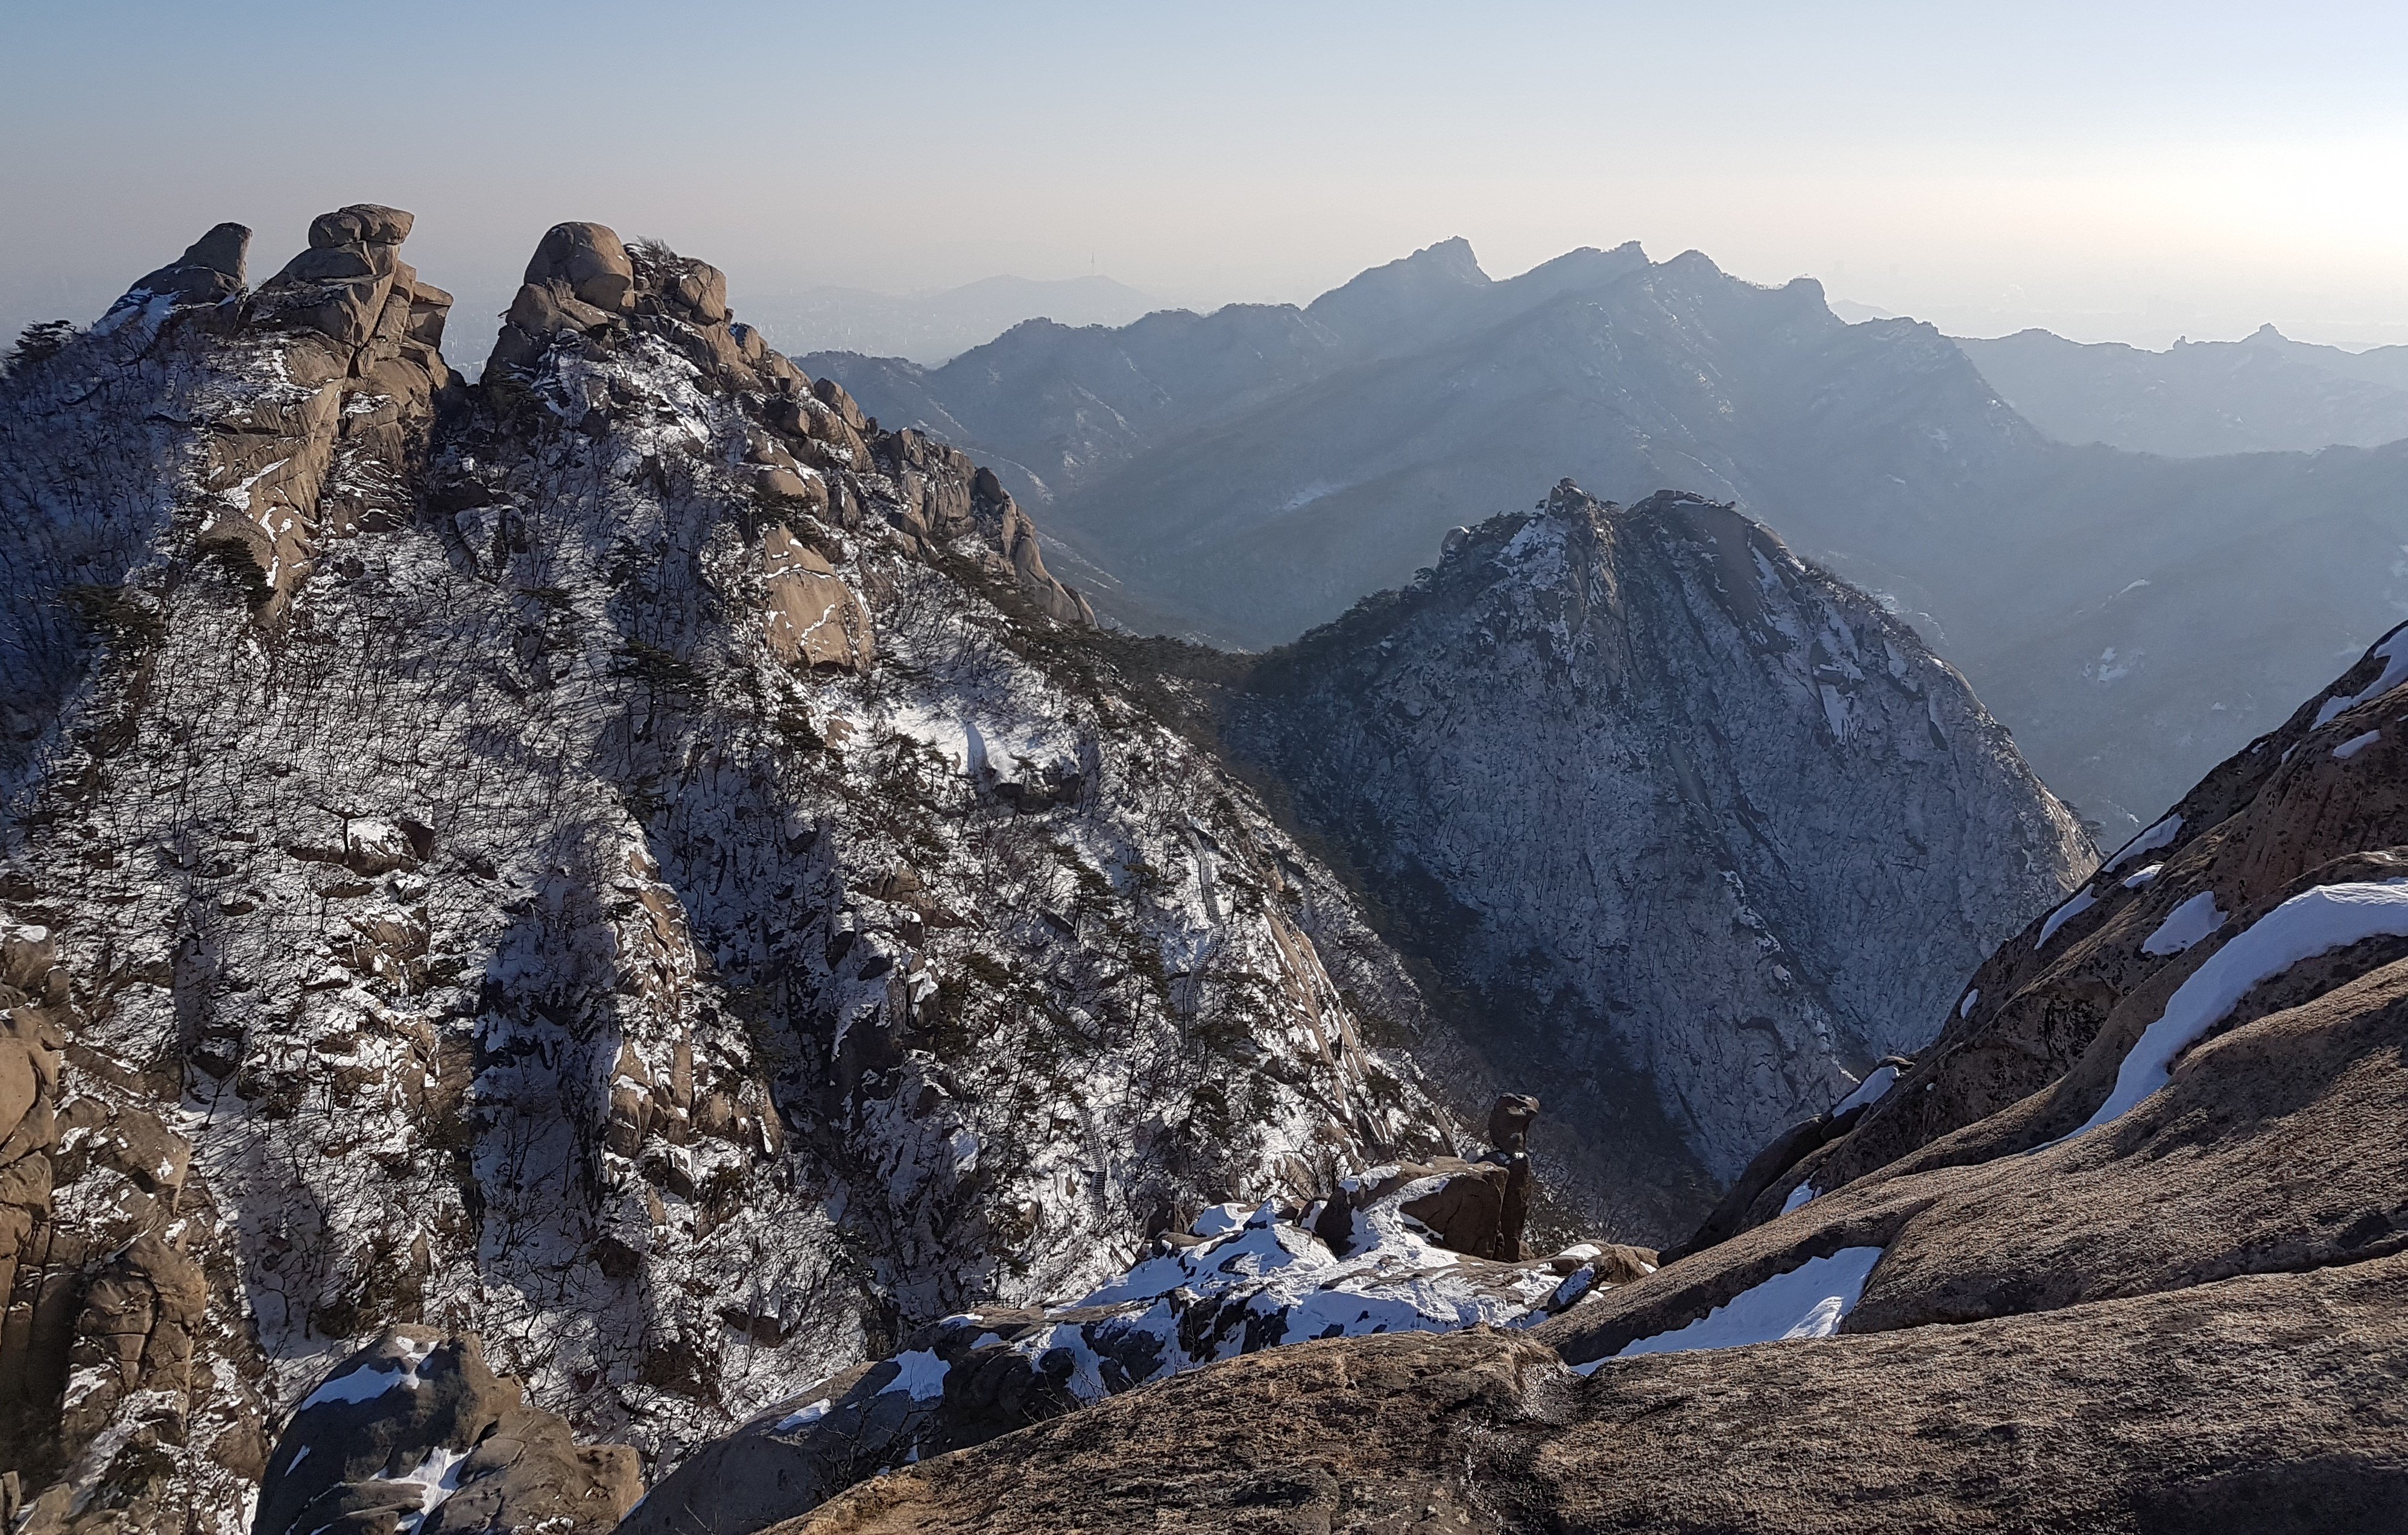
[8,0,2407,355]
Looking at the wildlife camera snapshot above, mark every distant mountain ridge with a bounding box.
[1957,322,2408,457]
[810,239,2408,835]
[741,273,1158,364]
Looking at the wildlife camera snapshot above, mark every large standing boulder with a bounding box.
[119,223,252,308]
[524,221,637,314]
[252,205,419,349]
[760,524,874,671]
[488,221,641,376]
[308,204,414,249]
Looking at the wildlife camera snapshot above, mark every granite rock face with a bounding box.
[0,210,1458,1529]
[1231,481,2092,1195]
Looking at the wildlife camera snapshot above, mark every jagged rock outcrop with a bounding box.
[786,621,2408,1534]
[0,918,271,1534]
[124,223,250,309]
[254,1327,639,1535]
[0,210,1460,1527]
[624,1101,1641,1534]
[1231,481,2092,1207]
[972,467,1094,627]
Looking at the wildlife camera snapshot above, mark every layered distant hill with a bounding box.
[1958,323,2408,457]
[810,240,2408,834]
[741,274,1158,364]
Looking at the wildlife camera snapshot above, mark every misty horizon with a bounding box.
[10,1,2408,357]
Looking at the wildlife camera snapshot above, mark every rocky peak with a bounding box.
[1233,483,2092,1213]
[1303,236,1493,353]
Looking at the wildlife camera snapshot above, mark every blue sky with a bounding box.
[7,1,2407,348]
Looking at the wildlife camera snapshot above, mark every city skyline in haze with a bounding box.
[7,0,2407,353]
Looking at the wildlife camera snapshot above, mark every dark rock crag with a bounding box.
[253,1327,639,1535]
[1230,481,2091,1221]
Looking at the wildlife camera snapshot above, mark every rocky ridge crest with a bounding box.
[0,206,1464,1530]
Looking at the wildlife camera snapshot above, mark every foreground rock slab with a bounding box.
[783,1258,2408,1534]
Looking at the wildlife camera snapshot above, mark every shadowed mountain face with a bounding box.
[1225,484,2090,1186]
[1957,323,2408,457]
[812,241,2408,837]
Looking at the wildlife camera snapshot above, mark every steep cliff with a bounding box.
[1230,482,2092,1189]
[0,207,1461,1529]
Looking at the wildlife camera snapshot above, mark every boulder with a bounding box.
[757,466,830,511]
[759,524,873,671]
[59,1233,207,1443]
[275,242,388,285]
[308,204,414,249]
[1485,1092,1540,1151]
[179,221,251,277]
[672,261,729,323]
[507,280,609,337]
[123,222,252,306]
[524,222,636,314]
[812,376,868,434]
[403,281,452,347]
[251,205,417,348]
[1311,1157,1525,1259]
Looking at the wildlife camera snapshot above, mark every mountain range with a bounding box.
[736,276,1158,367]
[0,207,2093,1530]
[1958,322,2408,457]
[807,239,2408,837]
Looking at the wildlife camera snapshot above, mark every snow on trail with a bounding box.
[1594,1247,1886,1363]
[2142,891,2223,957]
[2037,886,2099,949]
[2063,879,2408,1142]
